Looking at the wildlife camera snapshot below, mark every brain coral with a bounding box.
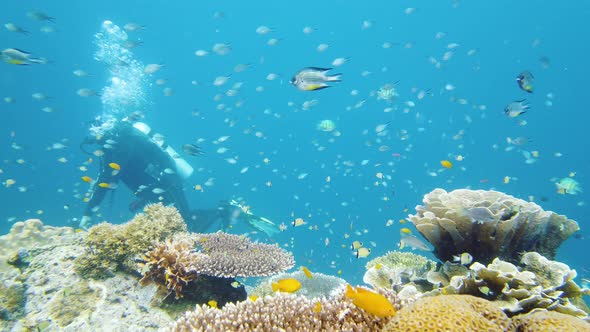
[409,188,579,264]
[512,311,590,331]
[383,294,512,332]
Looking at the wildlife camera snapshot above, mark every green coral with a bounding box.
[74,203,187,279]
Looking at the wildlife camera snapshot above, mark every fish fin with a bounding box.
[307,85,330,91]
[344,284,356,298]
[307,66,332,72]
[327,73,342,82]
[13,48,31,55]
[271,282,279,292]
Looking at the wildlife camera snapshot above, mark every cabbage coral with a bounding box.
[409,188,579,264]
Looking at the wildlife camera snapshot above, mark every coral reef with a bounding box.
[0,221,175,331]
[0,219,77,274]
[249,270,347,299]
[383,294,512,331]
[512,311,590,331]
[191,231,295,277]
[409,188,579,264]
[139,231,292,301]
[428,253,590,318]
[0,275,25,321]
[168,290,402,331]
[363,251,436,291]
[74,203,187,278]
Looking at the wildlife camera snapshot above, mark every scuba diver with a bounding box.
[79,117,198,229]
[79,117,281,237]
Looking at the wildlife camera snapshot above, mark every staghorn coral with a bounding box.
[249,270,347,300]
[383,294,512,332]
[409,188,579,264]
[74,203,187,278]
[363,251,436,291]
[429,253,590,318]
[167,290,402,331]
[511,310,590,331]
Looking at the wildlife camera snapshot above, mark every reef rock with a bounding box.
[409,188,579,264]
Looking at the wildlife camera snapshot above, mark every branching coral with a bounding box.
[190,231,295,277]
[74,203,187,278]
[168,290,401,331]
[409,188,579,264]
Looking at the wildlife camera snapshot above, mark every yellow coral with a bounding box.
[383,295,512,332]
[512,311,590,331]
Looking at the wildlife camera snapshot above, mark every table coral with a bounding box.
[363,251,436,290]
[409,188,579,264]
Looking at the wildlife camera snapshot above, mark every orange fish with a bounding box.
[345,285,395,317]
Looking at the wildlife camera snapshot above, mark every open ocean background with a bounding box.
[1,1,588,286]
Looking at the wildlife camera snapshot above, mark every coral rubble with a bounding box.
[409,188,579,264]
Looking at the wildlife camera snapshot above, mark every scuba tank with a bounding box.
[132,122,194,179]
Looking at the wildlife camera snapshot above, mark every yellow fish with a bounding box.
[81,176,92,183]
[207,300,218,308]
[230,281,240,288]
[356,247,371,259]
[300,266,313,279]
[292,217,306,227]
[400,227,412,235]
[98,182,110,188]
[345,285,395,318]
[4,179,16,187]
[108,162,121,170]
[375,263,382,270]
[249,295,258,301]
[271,278,301,293]
[440,160,453,169]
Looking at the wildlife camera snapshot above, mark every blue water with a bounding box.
[1,1,589,286]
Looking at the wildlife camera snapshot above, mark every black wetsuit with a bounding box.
[83,122,190,222]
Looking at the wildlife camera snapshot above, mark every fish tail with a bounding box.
[30,57,48,64]
[271,282,279,292]
[327,74,342,82]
